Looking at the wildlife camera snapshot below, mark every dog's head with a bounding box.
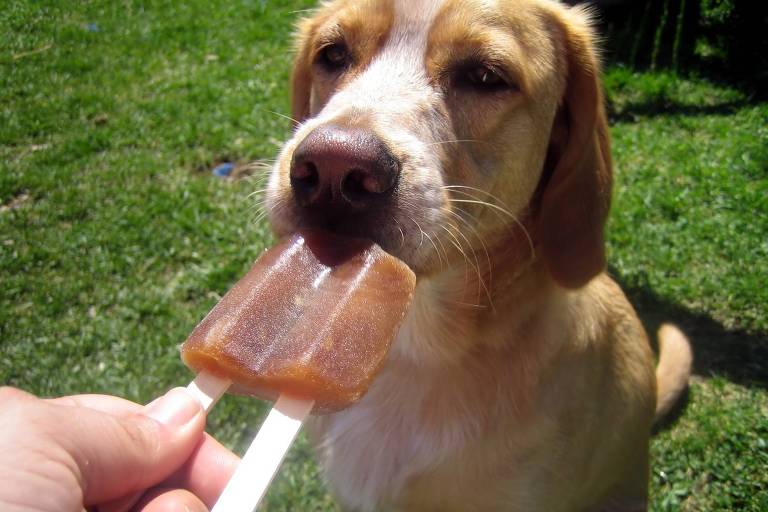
[267,0,611,290]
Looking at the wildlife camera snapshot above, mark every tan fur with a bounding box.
[267,0,693,510]
[291,0,394,123]
[655,323,694,421]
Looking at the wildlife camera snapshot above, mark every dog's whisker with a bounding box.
[249,202,268,214]
[448,208,493,290]
[268,197,286,212]
[247,188,268,200]
[440,224,482,305]
[392,216,406,251]
[443,188,518,223]
[248,198,267,214]
[446,219,480,286]
[412,217,426,251]
[250,204,267,217]
[442,229,471,288]
[239,162,276,177]
[447,220,495,310]
[443,187,535,255]
[447,301,487,309]
[443,210,495,311]
[432,229,451,272]
[424,139,485,146]
[443,186,534,252]
[452,200,534,271]
[243,178,270,192]
[444,191,519,223]
[243,158,277,167]
[398,197,445,268]
[397,214,424,252]
[252,209,269,226]
[246,187,271,200]
[253,196,287,226]
[422,229,445,271]
[250,202,268,225]
[242,169,272,183]
[443,220,482,302]
[442,184,514,212]
[397,197,424,221]
[448,198,535,258]
[249,197,271,212]
[447,208,494,287]
[264,109,301,125]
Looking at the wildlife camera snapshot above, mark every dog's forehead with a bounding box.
[331,0,545,69]
[392,0,445,26]
[383,0,445,59]
[312,0,549,62]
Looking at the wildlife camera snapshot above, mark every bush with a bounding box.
[589,0,767,95]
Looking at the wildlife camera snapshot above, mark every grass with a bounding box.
[1,2,766,510]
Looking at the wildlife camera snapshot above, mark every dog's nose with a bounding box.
[290,125,400,209]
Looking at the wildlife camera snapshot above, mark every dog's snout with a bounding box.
[290,125,400,208]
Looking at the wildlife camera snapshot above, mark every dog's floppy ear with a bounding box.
[537,7,612,289]
[290,17,317,125]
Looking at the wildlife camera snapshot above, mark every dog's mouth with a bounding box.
[267,173,449,276]
[274,199,411,263]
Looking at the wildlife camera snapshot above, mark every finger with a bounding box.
[162,433,240,508]
[45,391,198,512]
[96,433,237,512]
[0,385,36,402]
[45,394,143,415]
[133,488,208,512]
[95,490,143,512]
[49,388,205,505]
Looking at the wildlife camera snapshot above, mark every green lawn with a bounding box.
[2,1,766,510]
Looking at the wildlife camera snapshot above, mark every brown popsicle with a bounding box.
[181,231,416,413]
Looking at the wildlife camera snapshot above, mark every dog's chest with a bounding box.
[309,364,479,510]
[307,327,528,510]
[306,281,544,510]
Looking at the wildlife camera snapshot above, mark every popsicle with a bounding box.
[182,230,415,412]
[181,231,416,511]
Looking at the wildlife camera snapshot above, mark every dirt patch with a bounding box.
[0,191,32,214]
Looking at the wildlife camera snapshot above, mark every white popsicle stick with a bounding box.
[186,371,231,412]
[212,394,315,512]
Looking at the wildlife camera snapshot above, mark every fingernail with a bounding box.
[144,387,202,427]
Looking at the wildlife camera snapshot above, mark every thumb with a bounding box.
[59,387,205,505]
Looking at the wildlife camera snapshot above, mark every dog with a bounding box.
[265,0,693,510]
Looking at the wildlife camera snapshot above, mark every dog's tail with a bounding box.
[654,323,693,422]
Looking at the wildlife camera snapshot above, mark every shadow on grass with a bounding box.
[609,266,768,392]
[607,99,755,123]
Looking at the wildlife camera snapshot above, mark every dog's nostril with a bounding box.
[292,160,316,181]
[343,159,400,200]
[341,168,385,201]
[290,162,320,201]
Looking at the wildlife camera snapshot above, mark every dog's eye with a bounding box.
[467,66,504,86]
[457,64,512,92]
[318,43,351,71]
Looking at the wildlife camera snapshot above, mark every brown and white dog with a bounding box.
[265,0,693,510]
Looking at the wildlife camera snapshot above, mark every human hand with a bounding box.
[0,386,239,512]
